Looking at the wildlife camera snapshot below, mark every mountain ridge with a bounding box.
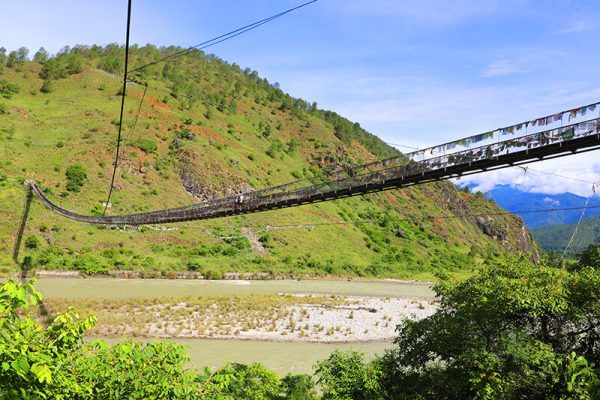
[480,184,600,229]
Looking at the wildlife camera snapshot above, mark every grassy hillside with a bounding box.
[0,45,535,279]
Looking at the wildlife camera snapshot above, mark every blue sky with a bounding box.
[2,0,600,195]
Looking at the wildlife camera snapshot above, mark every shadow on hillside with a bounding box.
[13,184,33,280]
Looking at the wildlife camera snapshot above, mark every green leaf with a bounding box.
[31,363,53,384]
[12,357,30,375]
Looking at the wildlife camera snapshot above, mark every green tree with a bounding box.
[97,56,122,74]
[65,163,87,192]
[200,362,282,399]
[6,51,18,68]
[0,279,97,398]
[281,374,318,400]
[34,47,49,63]
[0,279,202,399]
[16,47,29,63]
[76,340,201,399]
[0,47,6,71]
[316,349,385,400]
[579,243,600,269]
[379,255,600,399]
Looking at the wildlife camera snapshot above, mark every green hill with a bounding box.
[533,215,600,252]
[0,44,536,279]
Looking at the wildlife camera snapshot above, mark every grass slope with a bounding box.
[0,45,535,279]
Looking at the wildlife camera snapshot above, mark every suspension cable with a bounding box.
[103,0,133,216]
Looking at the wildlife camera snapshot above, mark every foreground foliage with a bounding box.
[313,254,600,399]
[0,279,316,399]
[2,253,598,399]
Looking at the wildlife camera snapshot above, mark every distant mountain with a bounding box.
[532,215,600,252]
[481,185,600,229]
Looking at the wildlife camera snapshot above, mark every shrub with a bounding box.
[0,79,19,99]
[316,350,384,400]
[97,56,122,74]
[65,163,87,192]
[73,254,107,275]
[40,78,53,93]
[128,137,158,154]
[24,235,40,249]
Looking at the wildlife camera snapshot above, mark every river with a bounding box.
[37,278,434,375]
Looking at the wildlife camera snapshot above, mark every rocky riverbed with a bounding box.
[43,293,436,343]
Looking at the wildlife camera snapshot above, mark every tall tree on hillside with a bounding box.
[6,51,17,68]
[16,47,29,63]
[34,47,49,63]
[0,47,6,67]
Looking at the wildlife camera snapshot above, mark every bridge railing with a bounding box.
[123,117,600,223]
[241,117,600,208]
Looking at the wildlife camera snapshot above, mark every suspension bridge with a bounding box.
[30,106,600,226]
[25,1,600,227]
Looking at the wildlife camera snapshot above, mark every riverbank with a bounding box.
[43,293,436,343]
[25,269,435,284]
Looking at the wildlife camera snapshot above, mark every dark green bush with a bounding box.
[24,235,40,249]
[128,137,158,153]
[0,79,19,99]
[65,163,87,192]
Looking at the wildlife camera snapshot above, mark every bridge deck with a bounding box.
[31,117,600,225]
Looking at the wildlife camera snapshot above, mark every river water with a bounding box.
[37,278,433,374]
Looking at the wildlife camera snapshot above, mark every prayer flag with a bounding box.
[472,134,484,143]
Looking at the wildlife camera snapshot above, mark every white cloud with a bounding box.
[461,153,600,197]
[543,197,560,206]
[481,60,526,78]
[556,18,598,35]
